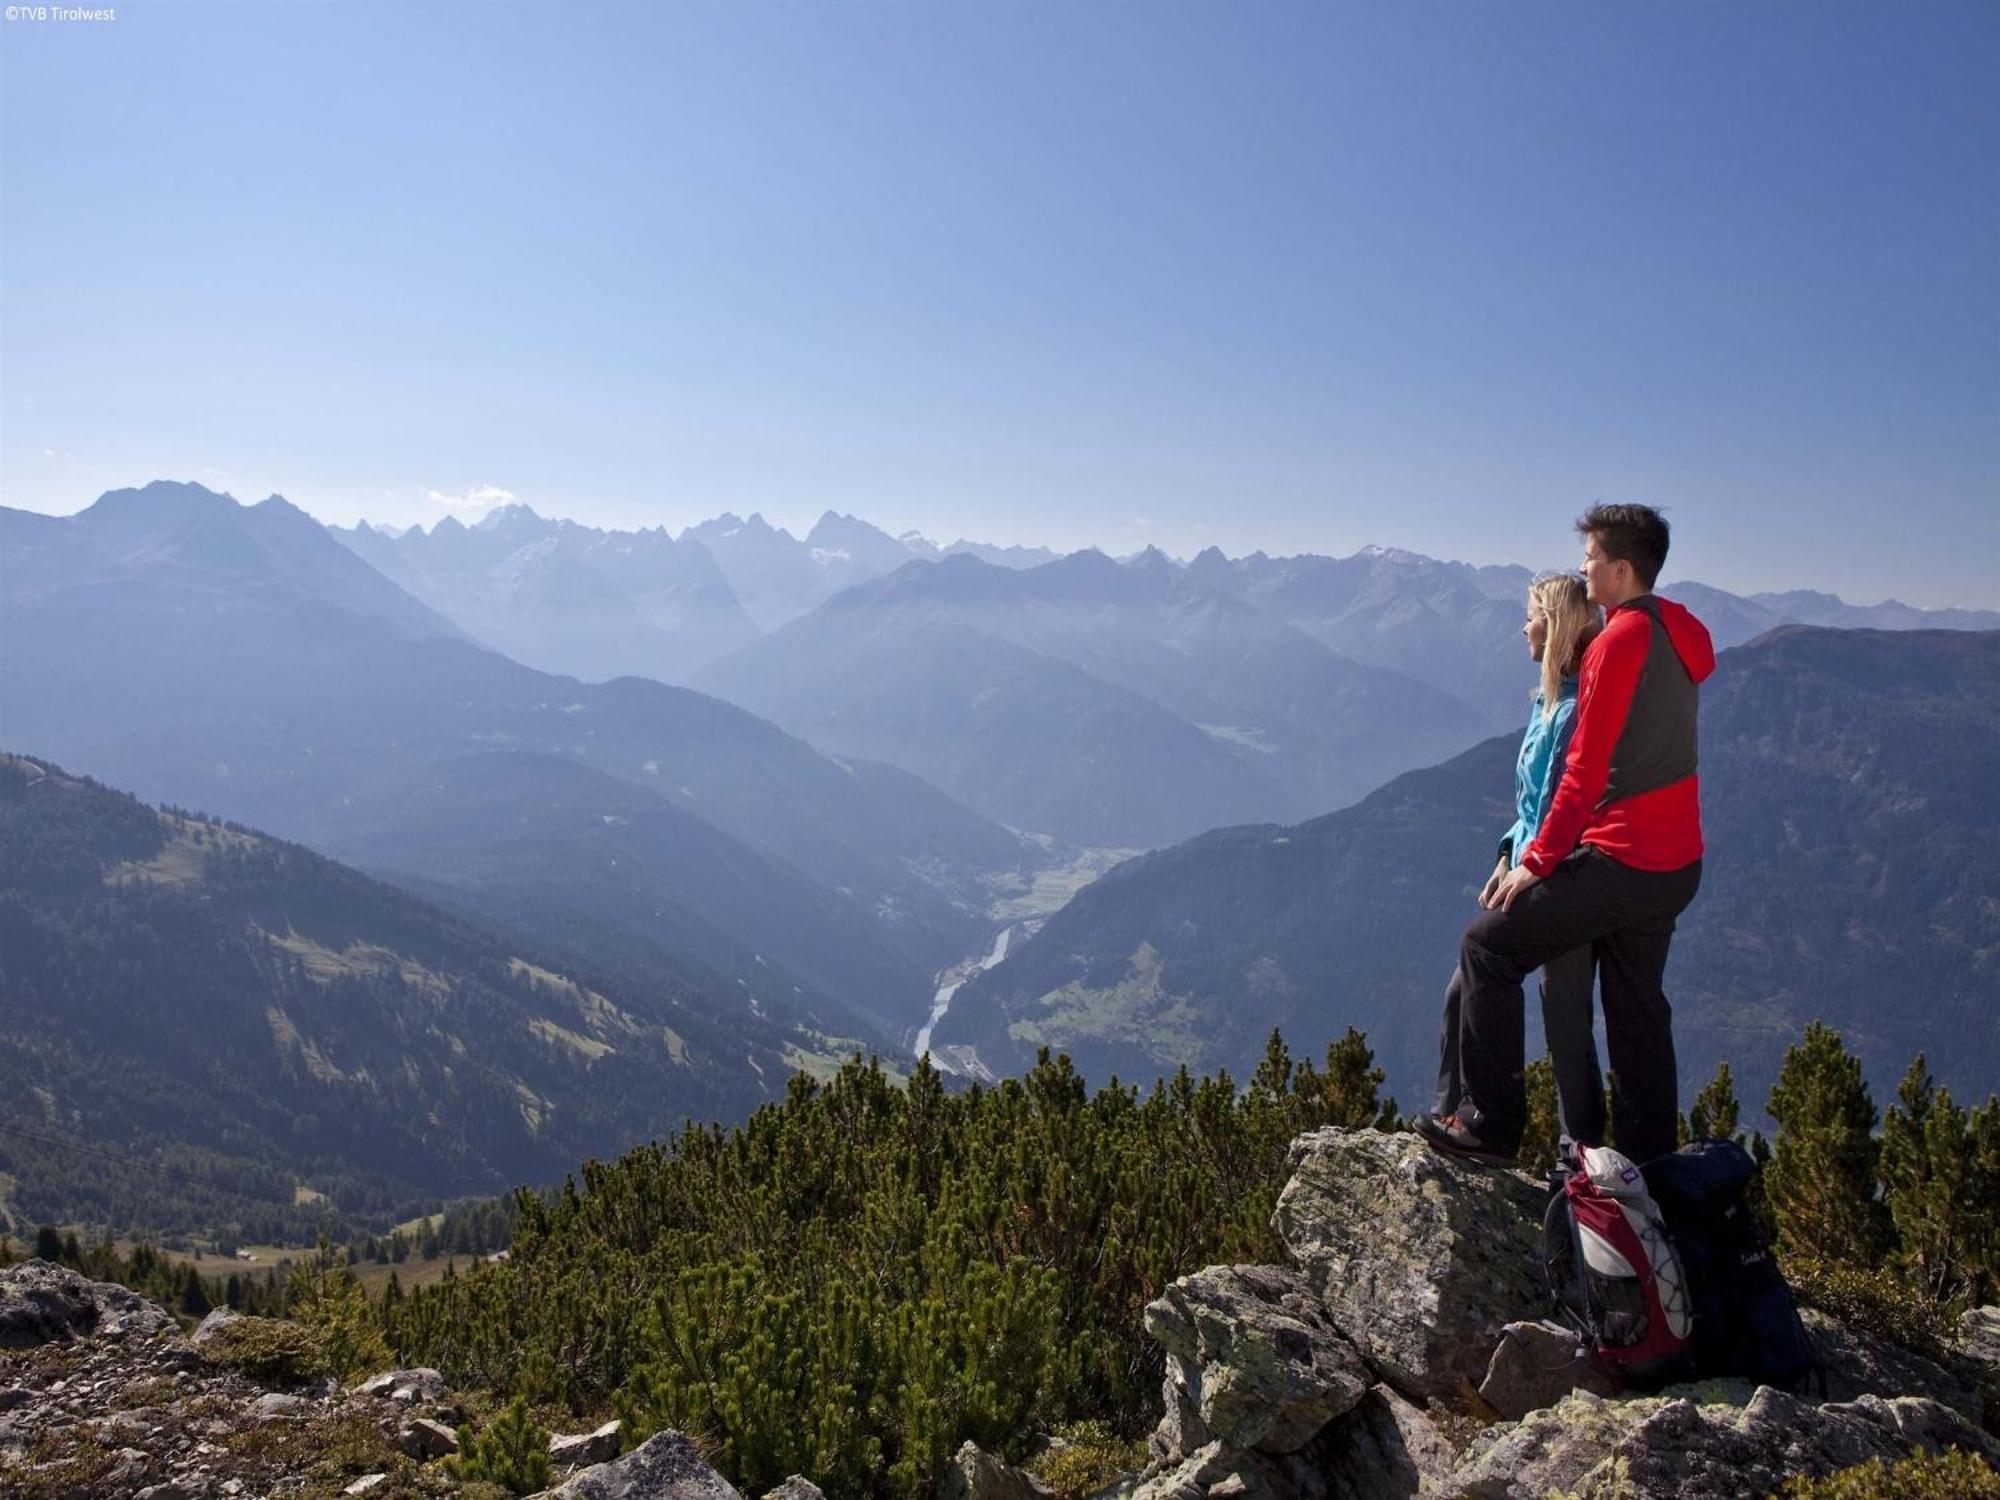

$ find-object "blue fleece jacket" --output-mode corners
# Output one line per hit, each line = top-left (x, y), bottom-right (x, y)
(1499, 678), (1579, 869)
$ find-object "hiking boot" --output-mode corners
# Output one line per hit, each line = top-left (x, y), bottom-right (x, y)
(1415, 1112), (1519, 1168)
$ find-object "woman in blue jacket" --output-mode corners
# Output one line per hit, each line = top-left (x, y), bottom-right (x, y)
(1433, 572), (1605, 1153)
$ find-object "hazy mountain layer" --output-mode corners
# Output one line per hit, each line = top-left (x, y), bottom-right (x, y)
(699, 550), (1487, 846)
(0, 483), (1038, 1019)
(334, 504), (758, 684)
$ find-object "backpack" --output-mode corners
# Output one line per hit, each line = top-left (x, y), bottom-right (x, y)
(1542, 1143), (1696, 1390)
(1642, 1138), (1821, 1392)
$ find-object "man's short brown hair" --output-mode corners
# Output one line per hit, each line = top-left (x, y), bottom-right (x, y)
(1577, 503), (1670, 589)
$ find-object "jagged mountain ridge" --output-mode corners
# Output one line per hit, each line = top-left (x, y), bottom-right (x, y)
(933, 626), (2000, 1116)
(696, 549), (1488, 847)
(0, 482), (1040, 1029)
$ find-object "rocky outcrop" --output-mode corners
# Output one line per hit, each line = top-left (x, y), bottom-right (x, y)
(1445, 1384), (1999, 1499)
(1274, 1130), (1548, 1400)
(1475, 1321), (1618, 1420)
(1961, 1306), (2000, 1374)
(0, 1260), (178, 1348)
(938, 1439), (1055, 1500)
(543, 1428), (744, 1498)
(1133, 1128), (2000, 1500)
(550, 1417), (625, 1468)
(1143, 1264), (1371, 1453)
(357, 1366), (447, 1404)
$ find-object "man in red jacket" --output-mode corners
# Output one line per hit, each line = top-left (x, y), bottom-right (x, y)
(1419, 503), (1715, 1168)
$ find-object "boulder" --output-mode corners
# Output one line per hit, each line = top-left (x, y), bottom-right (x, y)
(250, 1392), (310, 1423)
(1958, 1305), (2000, 1372)
(1445, 1384), (2000, 1499)
(1800, 1308), (1982, 1423)
(546, 1429), (744, 1499)
(1129, 1441), (1260, 1500)
(1144, 1264), (1370, 1454)
(761, 1480), (827, 1500)
(1310, 1385), (1457, 1500)
(357, 1366), (447, 1404)
(938, 1440), (1056, 1500)
(1476, 1321), (1618, 1421)
(1149, 1358), (1213, 1465)
(551, 1418), (625, 1468)
(190, 1307), (244, 1350)
(1273, 1129), (1548, 1399)
(0, 1260), (177, 1347)
(395, 1417), (459, 1460)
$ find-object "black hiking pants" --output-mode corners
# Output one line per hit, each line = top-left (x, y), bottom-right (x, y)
(1433, 943), (1604, 1151)
(1452, 847), (1701, 1166)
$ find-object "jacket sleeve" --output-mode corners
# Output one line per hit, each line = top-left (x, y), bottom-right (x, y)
(1521, 616), (1648, 877)
(1524, 698), (1578, 854)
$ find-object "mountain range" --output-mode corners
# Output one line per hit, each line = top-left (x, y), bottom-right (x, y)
(928, 626), (2000, 1124)
(4, 478), (1995, 1184)
(329, 493), (1997, 849)
(0, 482), (1042, 1046)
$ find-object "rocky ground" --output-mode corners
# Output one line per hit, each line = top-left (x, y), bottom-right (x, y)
(1123, 1128), (2000, 1500)
(2, 1129), (1996, 1499)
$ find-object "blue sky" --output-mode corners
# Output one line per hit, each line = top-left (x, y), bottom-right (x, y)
(3, 2), (1995, 606)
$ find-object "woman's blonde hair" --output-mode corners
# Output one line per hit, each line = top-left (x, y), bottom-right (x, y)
(1530, 572), (1602, 718)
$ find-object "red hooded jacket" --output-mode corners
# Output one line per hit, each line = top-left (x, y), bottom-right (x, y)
(1521, 593), (1716, 877)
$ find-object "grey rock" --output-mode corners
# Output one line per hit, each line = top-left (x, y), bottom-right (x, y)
(190, 1306), (245, 1349)
(551, 1418), (625, 1467)
(547, 1429), (745, 1499)
(252, 1391), (310, 1422)
(0, 1259), (178, 1347)
(137, 1485), (196, 1500)
(760, 1479), (827, 1500)
(1144, 1263), (1370, 1454)
(1313, 1385), (1456, 1500)
(344, 1478), (389, 1496)
(1274, 1129), (1548, 1399)
(938, 1439), (1056, 1500)
(396, 1416), (459, 1459)
(1129, 1441), (1253, 1500)
(0, 1387), (26, 1411)
(1801, 1308), (1981, 1423)
(1958, 1305), (2000, 1370)
(1447, 1383), (2000, 1499)
(1476, 1320), (1618, 1421)
(1149, 1356), (1213, 1465)
(357, 1365), (446, 1403)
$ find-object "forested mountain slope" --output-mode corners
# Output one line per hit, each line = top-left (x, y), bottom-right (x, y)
(935, 628), (2000, 1114)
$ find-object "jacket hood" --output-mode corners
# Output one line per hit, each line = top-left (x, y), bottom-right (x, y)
(1650, 595), (1716, 684)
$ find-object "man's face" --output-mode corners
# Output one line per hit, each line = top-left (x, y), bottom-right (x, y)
(1580, 535), (1631, 607)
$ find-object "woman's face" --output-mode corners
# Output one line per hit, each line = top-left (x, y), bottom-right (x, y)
(1524, 601), (1549, 663)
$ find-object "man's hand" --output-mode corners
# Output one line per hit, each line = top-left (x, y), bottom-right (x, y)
(1487, 865), (1542, 912)
(1477, 857), (1509, 909)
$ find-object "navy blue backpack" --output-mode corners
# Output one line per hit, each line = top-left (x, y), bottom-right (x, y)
(1642, 1138), (1821, 1391)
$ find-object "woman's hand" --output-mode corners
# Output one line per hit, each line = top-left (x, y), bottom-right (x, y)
(1478, 856), (1509, 909)
(1488, 865), (1543, 912)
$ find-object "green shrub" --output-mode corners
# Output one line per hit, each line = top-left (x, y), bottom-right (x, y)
(1027, 1421), (1149, 1500)
(1775, 1447), (2000, 1498)
(1784, 1255), (1958, 1364)
(198, 1315), (329, 1383)
(449, 1395), (553, 1496)
(287, 1249), (391, 1378)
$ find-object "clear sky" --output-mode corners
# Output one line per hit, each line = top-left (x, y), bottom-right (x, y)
(3, 2), (1995, 606)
